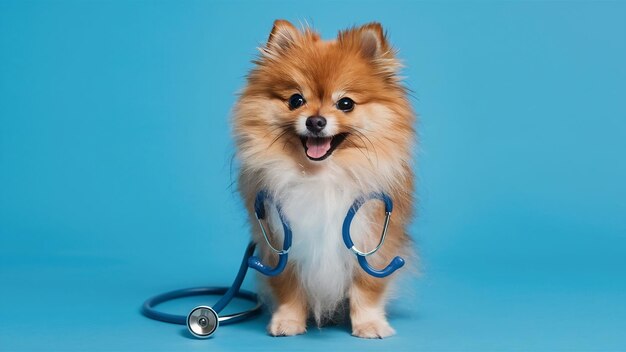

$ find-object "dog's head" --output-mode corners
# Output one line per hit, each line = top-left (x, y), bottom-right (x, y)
(234, 20), (414, 176)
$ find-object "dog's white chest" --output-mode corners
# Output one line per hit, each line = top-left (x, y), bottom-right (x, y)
(267, 175), (359, 317)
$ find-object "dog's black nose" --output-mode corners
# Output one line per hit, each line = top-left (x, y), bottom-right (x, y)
(306, 116), (327, 133)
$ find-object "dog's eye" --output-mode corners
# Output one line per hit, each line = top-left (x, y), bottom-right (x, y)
(288, 94), (306, 110)
(336, 97), (355, 112)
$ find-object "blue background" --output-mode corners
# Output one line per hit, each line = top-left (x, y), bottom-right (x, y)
(1, 1), (625, 351)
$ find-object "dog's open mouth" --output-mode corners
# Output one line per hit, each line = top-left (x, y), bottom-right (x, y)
(300, 133), (348, 161)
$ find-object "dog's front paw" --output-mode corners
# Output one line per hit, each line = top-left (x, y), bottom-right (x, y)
(352, 319), (396, 339)
(267, 317), (307, 337)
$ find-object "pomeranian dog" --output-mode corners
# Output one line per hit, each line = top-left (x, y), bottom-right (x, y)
(233, 20), (415, 338)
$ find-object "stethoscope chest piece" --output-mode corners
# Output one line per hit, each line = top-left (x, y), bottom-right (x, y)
(187, 306), (219, 338)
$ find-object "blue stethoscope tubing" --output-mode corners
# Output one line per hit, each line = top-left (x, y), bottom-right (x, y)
(141, 191), (404, 338)
(141, 241), (262, 326)
(247, 190), (292, 276)
(341, 193), (405, 278)
(141, 191), (291, 336)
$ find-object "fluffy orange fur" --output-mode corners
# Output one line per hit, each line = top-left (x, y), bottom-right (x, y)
(232, 20), (416, 338)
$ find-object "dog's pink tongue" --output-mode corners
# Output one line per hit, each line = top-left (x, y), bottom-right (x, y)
(306, 137), (332, 159)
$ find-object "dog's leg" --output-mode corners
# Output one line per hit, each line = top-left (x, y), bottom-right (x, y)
(349, 273), (395, 339)
(267, 266), (308, 336)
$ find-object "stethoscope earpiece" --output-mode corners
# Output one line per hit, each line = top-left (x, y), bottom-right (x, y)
(342, 193), (405, 278)
(187, 306), (219, 338)
(248, 190), (292, 276)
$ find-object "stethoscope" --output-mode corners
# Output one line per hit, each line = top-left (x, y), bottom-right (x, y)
(142, 190), (405, 338)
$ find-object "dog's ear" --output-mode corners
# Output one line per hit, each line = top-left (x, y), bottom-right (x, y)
(358, 22), (388, 59)
(267, 20), (300, 51)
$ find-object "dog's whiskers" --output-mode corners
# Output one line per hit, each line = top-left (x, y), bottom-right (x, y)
(267, 123), (293, 150)
(346, 127), (379, 166)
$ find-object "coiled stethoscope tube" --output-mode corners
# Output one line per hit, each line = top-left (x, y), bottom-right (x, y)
(141, 242), (264, 338)
(142, 190), (404, 338)
(141, 191), (291, 338)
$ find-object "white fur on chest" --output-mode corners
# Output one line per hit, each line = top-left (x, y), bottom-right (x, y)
(265, 166), (370, 319)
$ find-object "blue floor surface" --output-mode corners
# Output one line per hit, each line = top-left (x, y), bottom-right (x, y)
(1, 245), (625, 351)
